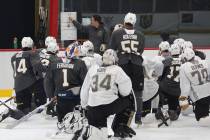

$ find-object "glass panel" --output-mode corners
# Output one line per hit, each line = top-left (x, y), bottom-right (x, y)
(100, 0), (119, 13)
(156, 0), (179, 13)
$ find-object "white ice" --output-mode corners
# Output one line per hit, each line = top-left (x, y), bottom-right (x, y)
(1, 98), (210, 140)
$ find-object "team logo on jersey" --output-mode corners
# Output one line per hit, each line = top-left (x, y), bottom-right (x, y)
(139, 15), (153, 29)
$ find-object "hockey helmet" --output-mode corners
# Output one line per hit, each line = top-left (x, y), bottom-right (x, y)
(159, 41), (170, 52)
(45, 36), (57, 47)
(66, 42), (80, 59)
(124, 12), (136, 26)
(183, 48), (195, 61)
(170, 43), (181, 56)
(21, 37), (33, 48)
(47, 42), (59, 54)
(80, 40), (94, 56)
(102, 49), (118, 65)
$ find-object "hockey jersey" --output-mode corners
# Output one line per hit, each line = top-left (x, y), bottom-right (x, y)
(33, 48), (60, 78)
(81, 53), (102, 70)
(159, 56), (182, 96)
(44, 58), (87, 99)
(80, 65), (132, 108)
(180, 59), (210, 102)
(109, 28), (145, 65)
(142, 55), (164, 101)
(11, 51), (37, 92)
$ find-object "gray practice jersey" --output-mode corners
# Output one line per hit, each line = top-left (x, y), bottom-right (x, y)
(11, 51), (37, 92)
(33, 49), (60, 78)
(159, 56), (182, 96)
(44, 58), (87, 99)
(109, 28), (145, 65)
(180, 59), (210, 102)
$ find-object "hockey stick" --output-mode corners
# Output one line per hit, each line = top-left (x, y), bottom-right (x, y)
(157, 108), (170, 128)
(158, 116), (170, 128)
(5, 99), (55, 129)
(0, 97), (14, 107)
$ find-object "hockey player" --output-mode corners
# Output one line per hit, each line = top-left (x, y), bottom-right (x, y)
(180, 48), (210, 126)
(109, 12), (145, 124)
(141, 55), (164, 118)
(158, 43), (182, 121)
(11, 37), (37, 114)
(44, 42), (87, 122)
(80, 49), (136, 139)
(181, 41), (206, 60)
(39, 42), (60, 116)
(157, 41), (171, 59)
(80, 40), (102, 69)
(31, 37), (58, 111)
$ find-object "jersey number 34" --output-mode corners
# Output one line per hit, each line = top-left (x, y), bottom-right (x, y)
(91, 74), (111, 92)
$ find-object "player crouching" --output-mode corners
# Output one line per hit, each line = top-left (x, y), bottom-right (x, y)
(180, 48), (210, 127)
(79, 49), (136, 139)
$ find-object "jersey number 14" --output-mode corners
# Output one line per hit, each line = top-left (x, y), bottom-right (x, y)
(13, 59), (27, 77)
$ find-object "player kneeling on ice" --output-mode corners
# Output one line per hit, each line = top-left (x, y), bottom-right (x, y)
(180, 48), (210, 127)
(79, 49), (136, 139)
(44, 42), (87, 123)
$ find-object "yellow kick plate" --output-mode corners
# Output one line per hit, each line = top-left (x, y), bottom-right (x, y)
(0, 89), (13, 97)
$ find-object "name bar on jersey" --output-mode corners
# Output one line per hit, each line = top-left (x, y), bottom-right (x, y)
(57, 63), (74, 69)
(191, 63), (204, 71)
(123, 34), (137, 40)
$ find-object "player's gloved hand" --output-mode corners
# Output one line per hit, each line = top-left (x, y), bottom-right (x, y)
(179, 96), (189, 111)
(46, 97), (57, 117)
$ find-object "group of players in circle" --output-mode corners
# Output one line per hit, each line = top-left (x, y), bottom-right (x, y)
(1, 12), (210, 140)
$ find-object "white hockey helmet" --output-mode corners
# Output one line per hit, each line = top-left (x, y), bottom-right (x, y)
(113, 24), (123, 31)
(102, 49), (118, 65)
(80, 40), (94, 56)
(47, 42), (59, 54)
(159, 41), (170, 52)
(21, 37), (33, 48)
(173, 38), (185, 44)
(182, 41), (193, 50)
(170, 43), (181, 56)
(183, 48), (195, 61)
(173, 38), (185, 49)
(124, 12), (136, 26)
(45, 36), (57, 47)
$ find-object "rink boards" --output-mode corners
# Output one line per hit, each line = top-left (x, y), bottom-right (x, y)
(0, 48), (210, 97)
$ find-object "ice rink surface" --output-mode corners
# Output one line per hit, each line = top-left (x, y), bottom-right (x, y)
(1, 98), (210, 140)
